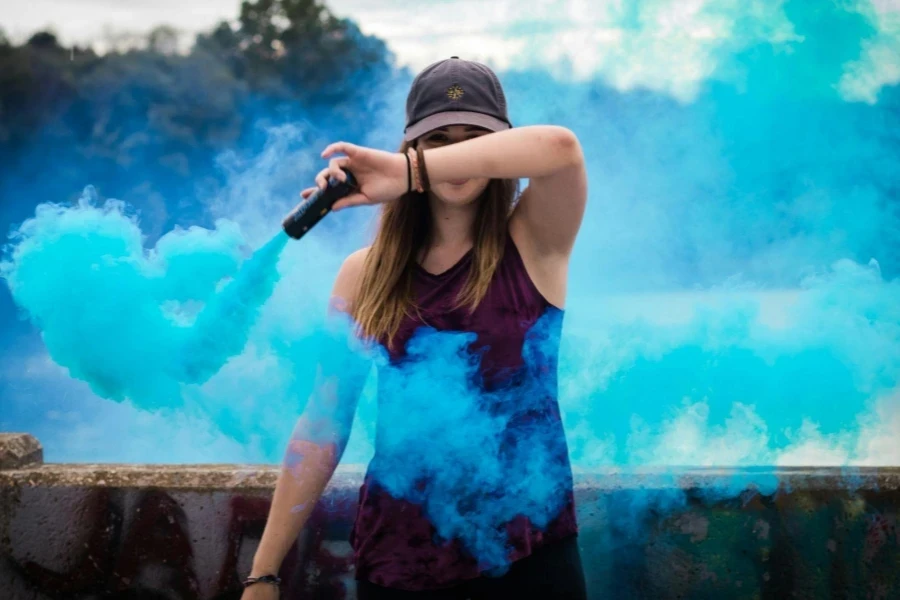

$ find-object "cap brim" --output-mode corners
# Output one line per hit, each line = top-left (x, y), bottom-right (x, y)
(404, 111), (511, 141)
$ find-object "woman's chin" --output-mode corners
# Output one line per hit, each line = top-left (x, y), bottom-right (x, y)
(432, 182), (486, 206)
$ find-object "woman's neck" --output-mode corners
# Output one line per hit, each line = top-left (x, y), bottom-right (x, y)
(426, 197), (477, 250)
(417, 197), (478, 270)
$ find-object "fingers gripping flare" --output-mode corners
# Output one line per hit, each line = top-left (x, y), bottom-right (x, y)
(290, 138), (408, 233)
(320, 143), (367, 210)
(315, 156), (350, 189)
(318, 139), (410, 209)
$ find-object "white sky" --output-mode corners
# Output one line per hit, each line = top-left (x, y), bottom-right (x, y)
(0, 0), (895, 102)
(0, 0), (502, 69)
(0, 0), (786, 101)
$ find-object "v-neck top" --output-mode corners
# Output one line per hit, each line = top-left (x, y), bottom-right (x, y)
(349, 232), (578, 591)
(415, 246), (474, 279)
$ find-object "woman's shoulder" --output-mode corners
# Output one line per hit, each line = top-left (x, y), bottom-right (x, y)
(342, 246), (370, 272)
(331, 246), (371, 309)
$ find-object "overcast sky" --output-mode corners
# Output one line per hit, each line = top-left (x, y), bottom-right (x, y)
(1, 0), (897, 103)
(0, 0), (523, 72)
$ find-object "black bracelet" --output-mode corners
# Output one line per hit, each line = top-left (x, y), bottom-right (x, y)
(404, 150), (412, 193)
(243, 574), (282, 589)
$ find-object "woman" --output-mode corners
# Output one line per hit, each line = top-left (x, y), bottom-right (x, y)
(242, 56), (588, 599)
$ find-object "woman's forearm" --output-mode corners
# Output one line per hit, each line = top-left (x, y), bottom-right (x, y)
(421, 125), (582, 184)
(250, 420), (345, 575)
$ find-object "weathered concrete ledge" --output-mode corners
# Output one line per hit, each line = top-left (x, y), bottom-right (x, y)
(0, 433), (43, 470)
(3, 462), (898, 491)
(1, 435), (899, 599)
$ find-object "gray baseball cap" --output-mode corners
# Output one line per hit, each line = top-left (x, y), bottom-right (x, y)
(404, 56), (512, 142)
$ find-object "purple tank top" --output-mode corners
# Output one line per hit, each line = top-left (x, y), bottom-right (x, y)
(349, 233), (578, 591)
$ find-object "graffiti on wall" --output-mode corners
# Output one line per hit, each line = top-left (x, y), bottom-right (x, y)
(2, 486), (358, 599)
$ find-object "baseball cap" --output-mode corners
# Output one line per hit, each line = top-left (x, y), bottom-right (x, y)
(404, 56), (512, 142)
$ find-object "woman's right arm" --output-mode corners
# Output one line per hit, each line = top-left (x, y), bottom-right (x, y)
(242, 248), (370, 597)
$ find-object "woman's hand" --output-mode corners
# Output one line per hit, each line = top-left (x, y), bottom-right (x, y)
(313, 142), (409, 211)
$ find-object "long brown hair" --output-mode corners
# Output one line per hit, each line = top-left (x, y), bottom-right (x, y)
(351, 139), (519, 348)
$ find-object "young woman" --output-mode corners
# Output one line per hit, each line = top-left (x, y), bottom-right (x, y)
(242, 57), (588, 599)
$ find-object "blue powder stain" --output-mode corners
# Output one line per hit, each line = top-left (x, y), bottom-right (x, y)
(362, 314), (573, 571)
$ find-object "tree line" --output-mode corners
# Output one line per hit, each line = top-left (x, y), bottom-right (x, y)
(0, 0), (402, 238)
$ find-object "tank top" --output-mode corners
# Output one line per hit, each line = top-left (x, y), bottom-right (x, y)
(349, 232), (578, 591)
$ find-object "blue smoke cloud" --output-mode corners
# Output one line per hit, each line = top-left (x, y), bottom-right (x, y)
(361, 312), (573, 569)
(1, 0), (900, 570)
(1, 184), (287, 407)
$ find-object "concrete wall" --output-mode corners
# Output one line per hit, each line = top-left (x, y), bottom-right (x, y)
(2, 433), (899, 599)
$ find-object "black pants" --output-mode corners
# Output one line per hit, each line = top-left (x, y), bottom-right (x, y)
(356, 535), (588, 599)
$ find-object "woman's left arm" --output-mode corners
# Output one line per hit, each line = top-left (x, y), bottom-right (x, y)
(320, 125), (587, 255)
(423, 125), (588, 256)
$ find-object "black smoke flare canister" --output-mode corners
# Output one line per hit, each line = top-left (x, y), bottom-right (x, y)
(282, 168), (358, 239)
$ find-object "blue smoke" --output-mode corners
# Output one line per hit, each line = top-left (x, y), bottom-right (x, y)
(1, 0), (900, 572)
(362, 312), (573, 569)
(1, 185), (287, 407)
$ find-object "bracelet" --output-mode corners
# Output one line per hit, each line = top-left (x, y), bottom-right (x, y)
(415, 145), (431, 192)
(409, 149), (423, 193)
(404, 150), (412, 193)
(243, 574), (282, 589)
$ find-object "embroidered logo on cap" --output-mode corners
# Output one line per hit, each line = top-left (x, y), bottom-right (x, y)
(447, 84), (464, 100)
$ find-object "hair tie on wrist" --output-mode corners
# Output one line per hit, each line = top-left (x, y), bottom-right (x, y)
(415, 146), (431, 192)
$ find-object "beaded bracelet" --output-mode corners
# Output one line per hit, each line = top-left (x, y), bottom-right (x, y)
(415, 145), (431, 192)
(408, 149), (423, 193)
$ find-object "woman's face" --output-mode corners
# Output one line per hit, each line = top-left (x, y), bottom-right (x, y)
(417, 125), (491, 206)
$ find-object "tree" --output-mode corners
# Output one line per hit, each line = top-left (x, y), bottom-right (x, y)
(0, 31), (79, 153)
(27, 31), (62, 51)
(231, 0), (392, 104)
(147, 25), (181, 55)
(0, 2), (397, 242)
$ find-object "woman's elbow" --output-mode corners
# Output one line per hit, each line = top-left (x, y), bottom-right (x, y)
(548, 126), (583, 165)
